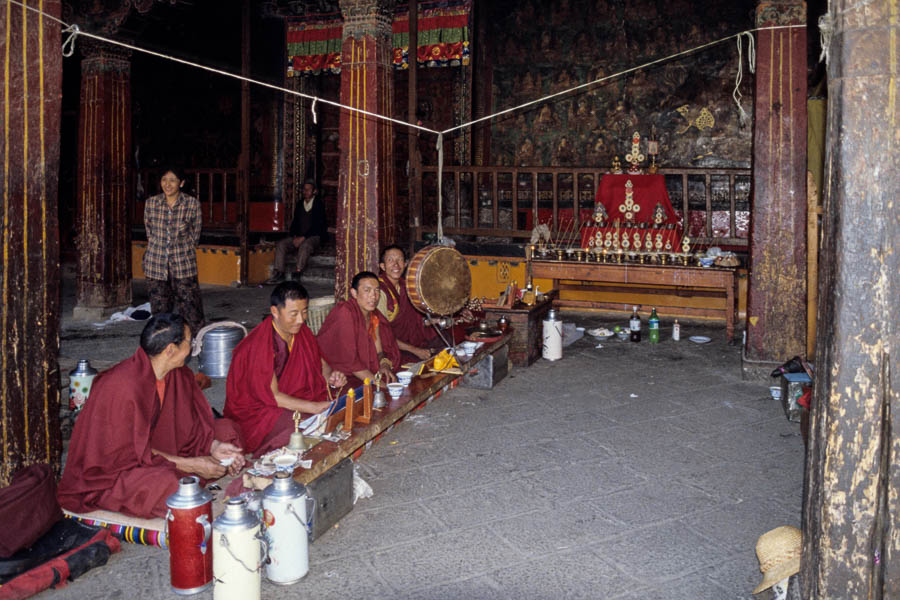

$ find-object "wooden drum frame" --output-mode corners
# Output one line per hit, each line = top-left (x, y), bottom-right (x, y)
(405, 245), (471, 316)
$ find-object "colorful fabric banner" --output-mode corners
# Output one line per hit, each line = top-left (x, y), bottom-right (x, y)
(286, 0), (471, 76)
(392, 1), (471, 69)
(286, 14), (343, 76)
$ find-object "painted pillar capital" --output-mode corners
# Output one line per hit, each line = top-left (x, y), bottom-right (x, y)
(339, 0), (394, 40)
(756, 0), (806, 27)
(79, 39), (132, 74)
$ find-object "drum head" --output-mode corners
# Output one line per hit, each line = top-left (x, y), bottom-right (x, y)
(406, 246), (471, 316)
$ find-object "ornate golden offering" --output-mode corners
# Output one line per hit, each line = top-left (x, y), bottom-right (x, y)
(625, 131), (645, 174)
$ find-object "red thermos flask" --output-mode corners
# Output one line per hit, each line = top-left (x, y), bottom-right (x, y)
(165, 476), (214, 595)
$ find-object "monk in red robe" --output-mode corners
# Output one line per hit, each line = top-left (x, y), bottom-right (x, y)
(224, 281), (347, 456)
(58, 314), (246, 519)
(377, 245), (443, 362)
(317, 271), (401, 387)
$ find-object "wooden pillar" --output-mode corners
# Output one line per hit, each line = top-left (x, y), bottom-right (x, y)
(407, 0), (420, 248)
(239, 0), (250, 285)
(744, 0), (807, 370)
(0, 0), (63, 483)
(801, 2), (900, 597)
(73, 40), (132, 319)
(335, 0), (396, 300)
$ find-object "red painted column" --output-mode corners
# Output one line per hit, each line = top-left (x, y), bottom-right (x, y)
(335, 0), (396, 300)
(0, 0), (63, 483)
(745, 0), (807, 370)
(73, 41), (132, 318)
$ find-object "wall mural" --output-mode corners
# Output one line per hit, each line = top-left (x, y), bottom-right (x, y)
(485, 0), (756, 169)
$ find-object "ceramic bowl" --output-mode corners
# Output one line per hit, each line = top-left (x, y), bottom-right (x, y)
(396, 370), (414, 386)
(387, 382), (404, 399)
(616, 330), (630, 341)
(461, 341), (479, 356)
(699, 256), (715, 267)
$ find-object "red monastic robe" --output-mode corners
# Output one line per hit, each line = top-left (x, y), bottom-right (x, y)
(316, 299), (402, 382)
(378, 272), (438, 349)
(58, 349), (241, 519)
(224, 316), (328, 455)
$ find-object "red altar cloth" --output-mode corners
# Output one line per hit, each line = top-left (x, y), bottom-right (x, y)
(580, 225), (682, 252)
(595, 174), (678, 225)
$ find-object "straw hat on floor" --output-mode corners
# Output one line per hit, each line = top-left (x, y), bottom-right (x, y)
(753, 525), (802, 594)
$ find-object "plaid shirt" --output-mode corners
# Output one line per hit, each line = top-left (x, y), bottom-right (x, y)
(142, 192), (202, 280)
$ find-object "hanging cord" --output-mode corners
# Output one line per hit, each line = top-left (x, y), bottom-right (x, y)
(7, 0), (804, 147)
(61, 24), (79, 57)
(435, 133), (444, 243)
(818, 13), (833, 64)
(733, 31), (756, 127)
(311, 97), (318, 125)
(4, 0), (439, 137)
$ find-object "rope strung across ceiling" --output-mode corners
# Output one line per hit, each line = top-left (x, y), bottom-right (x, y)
(6, 0), (804, 242)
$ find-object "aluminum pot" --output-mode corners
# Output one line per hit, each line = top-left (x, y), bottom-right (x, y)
(198, 325), (246, 378)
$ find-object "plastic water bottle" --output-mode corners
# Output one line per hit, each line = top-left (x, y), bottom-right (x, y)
(648, 308), (660, 344)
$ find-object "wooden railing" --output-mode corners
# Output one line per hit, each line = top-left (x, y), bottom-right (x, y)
(417, 166), (751, 248)
(134, 168), (242, 231)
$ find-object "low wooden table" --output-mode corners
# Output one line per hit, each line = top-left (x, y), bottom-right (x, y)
(531, 260), (737, 341)
(292, 333), (511, 485)
(483, 291), (557, 367)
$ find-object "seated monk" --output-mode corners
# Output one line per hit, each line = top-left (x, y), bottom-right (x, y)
(58, 314), (246, 519)
(224, 281), (347, 457)
(317, 270), (401, 387)
(377, 244), (443, 362)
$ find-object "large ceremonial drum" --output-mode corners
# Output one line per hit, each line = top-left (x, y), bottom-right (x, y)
(165, 476), (213, 595)
(405, 245), (471, 316)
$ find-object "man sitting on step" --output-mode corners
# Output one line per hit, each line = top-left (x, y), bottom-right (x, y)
(266, 180), (326, 285)
(58, 313), (245, 519)
(224, 281), (347, 456)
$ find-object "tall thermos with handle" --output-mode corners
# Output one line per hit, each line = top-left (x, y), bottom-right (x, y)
(262, 471), (316, 584)
(165, 476), (214, 595)
(212, 497), (267, 600)
(68, 359), (98, 411)
(542, 308), (563, 361)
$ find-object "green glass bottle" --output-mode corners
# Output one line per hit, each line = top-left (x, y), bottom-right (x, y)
(648, 307), (660, 343)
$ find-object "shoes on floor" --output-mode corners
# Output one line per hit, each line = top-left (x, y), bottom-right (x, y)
(265, 271), (285, 285)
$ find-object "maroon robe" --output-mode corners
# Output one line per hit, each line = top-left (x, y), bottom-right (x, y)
(224, 316), (328, 456)
(58, 349), (241, 519)
(317, 299), (402, 382)
(378, 272), (439, 349)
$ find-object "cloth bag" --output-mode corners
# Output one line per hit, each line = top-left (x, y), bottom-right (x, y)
(0, 465), (62, 558)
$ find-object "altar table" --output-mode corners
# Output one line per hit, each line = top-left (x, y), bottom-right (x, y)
(531, 261), (736, 341)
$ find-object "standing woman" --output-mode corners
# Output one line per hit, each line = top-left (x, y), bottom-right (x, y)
(143, 168), (205, 336)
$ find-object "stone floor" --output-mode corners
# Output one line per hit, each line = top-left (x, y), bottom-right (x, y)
(42, 276), (803, 599)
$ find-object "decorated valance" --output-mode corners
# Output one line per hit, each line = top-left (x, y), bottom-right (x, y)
(286, 0), (470, 76)
(286, 14), (343, 76)
(392, 0), (470, 69)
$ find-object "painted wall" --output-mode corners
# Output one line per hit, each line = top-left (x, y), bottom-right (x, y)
(483, 0), (756, 169)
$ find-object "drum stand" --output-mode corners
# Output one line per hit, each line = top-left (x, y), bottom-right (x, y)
(426, 313), (461, 363)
